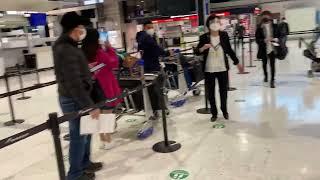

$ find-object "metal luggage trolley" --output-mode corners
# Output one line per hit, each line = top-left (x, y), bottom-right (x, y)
(117, 51), (170, 139)
(160, 49), (204, 108)
(162, 50), (203, 96)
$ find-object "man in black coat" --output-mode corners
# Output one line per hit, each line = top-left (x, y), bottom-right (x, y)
(53, 12), (102, 180)
(136, 21), (171, 118)
(279, 17), (290, 45)
(255, 11), (280, 88)
(136, 21), (168, 72)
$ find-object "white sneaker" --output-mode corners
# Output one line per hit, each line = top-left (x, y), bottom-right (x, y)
(100, 141), (116, 150)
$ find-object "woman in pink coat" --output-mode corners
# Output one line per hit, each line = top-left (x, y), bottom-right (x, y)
(82, 28), (122, 150)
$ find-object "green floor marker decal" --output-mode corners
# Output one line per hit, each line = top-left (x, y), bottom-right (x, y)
(126, 119), (137, 123)
(170, 170), (189, 180)
(213, 124), (225, 129)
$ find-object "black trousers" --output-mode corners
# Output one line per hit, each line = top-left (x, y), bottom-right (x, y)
(262, 51), (276, 81)
(147, 73), (166, 111)
(205, 71), (228, 116)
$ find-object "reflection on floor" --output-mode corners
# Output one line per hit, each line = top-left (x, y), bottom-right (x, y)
(1, 40), (320, 179)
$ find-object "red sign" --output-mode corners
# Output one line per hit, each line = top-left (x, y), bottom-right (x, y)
(214, 12), (230, 17)
(152, 15), (198, 24)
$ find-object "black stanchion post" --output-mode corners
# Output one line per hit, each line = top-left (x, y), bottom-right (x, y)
(298, 37), (302, 48)
(247, 36), (256, 68)
(196, 83), (211, 114)
(35, 70), (41, 86)
(234, 35), (237, 55)
(152, 73), (181, 153)
(48, 113), (66, 180)
(17, 66), (31, 100)
(4, 73), (25, 126)
(228, 71), (237, 91)
(238, 37), (249, 74)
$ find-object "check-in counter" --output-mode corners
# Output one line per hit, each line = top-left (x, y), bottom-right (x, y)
(1, 36), (56, 69)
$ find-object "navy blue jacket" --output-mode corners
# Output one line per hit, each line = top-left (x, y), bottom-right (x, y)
(136, 31), (167, 72)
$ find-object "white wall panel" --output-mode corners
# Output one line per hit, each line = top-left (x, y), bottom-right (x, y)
(285, 7), (317, 32)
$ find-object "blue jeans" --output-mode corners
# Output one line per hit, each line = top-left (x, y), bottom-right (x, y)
(59, 96), (91, 180)
(183, 67), (192, 89)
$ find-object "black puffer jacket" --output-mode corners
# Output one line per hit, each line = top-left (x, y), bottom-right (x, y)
(53, 34), (94, 109)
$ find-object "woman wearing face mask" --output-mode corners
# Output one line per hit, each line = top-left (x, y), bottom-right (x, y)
(255, 11), (280, 88)
(195, 15), (244, 122)
(82, 28), (123, 150)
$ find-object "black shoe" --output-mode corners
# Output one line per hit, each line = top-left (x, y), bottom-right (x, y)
(223, 113), (229, 120)
(211, 116), (218, 122)
(75, 173), (95, 180)
(84, 172), (95, 179)
(270, 81), (275, 88)
(264, 77), (268, 83)
(85, 162), (103, 173)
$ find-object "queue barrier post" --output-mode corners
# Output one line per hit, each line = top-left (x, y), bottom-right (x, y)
(238, 38), (250, 74)
(247, 36), (256, 68)
(196, 83), (211, 114)
(3, 73), (25, 126)
(35, 69), (41, 86)
(17, 65), (31, 100)
(234, 35), (237, 55)
(48, 112), (66, 180)
(153, 73), (181, 153)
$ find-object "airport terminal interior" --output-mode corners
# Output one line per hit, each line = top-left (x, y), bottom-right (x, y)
(1, 0), (320, 180)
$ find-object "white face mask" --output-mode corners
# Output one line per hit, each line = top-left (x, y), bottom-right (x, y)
(146, 29), (155, 36)
(210, 23), (221, 32)
(79, 28), (87, 41)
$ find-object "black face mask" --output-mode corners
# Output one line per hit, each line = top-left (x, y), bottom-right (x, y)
(262, 18), (270, 23)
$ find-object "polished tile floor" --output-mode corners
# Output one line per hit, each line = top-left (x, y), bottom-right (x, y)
(1, 40), (320, 180)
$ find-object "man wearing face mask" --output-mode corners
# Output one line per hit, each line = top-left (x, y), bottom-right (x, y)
(136, 20), (170, 118)
(53, 12), (102, 180)
(136, 20), (168, 72)
(256, 11), (280, 88)
(195, 15), (244, 122)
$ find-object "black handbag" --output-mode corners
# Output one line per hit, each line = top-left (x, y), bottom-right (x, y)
(275, 38), (288, 60)
(91, 80), (106, 103)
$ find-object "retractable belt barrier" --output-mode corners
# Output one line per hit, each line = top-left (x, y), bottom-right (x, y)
(0, 67), (54, 80)
(0, 58), (189, 179)
(0, 80), (57, 99)
(1, 29), (318, 178)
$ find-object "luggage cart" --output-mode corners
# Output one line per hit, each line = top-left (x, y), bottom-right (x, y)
(162, 51), (203, 96)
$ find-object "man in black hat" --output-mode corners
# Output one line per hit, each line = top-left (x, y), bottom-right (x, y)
(53, 12), (102, 180)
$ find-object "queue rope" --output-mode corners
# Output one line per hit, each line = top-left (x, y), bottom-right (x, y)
(5, 27), (316, 100)
(2, 27), (319, 148)
(1, 28), (319, 177)
(0, 63), (188, 149)
(0, 66), (186, 180)
(0, 67), (54, 80)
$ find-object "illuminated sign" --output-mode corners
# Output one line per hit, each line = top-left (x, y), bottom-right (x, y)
(214, 12), (231, 16)
(152, 15), (198, 24)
